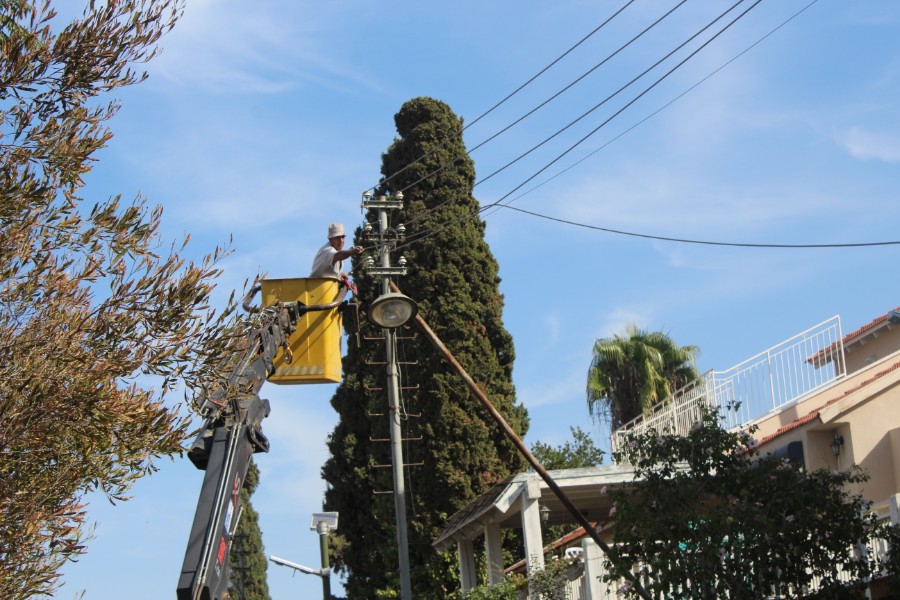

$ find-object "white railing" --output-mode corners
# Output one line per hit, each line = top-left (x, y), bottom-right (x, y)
(613, 316), (845, 450)
(564, 497), (896, 599)
(806, 497), (895, 591)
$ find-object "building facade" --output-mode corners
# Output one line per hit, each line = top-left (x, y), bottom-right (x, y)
(436, 307), (900, 598)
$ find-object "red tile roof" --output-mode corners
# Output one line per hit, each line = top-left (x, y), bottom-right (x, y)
(758, 357), (900, 446)
(807, 306), (900, 365)
(841, 306), (900, 346)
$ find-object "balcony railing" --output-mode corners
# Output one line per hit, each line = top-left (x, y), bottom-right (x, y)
(613, 316), (846, 451)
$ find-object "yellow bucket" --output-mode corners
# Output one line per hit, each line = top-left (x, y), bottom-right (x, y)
(259, 278), (342, 385)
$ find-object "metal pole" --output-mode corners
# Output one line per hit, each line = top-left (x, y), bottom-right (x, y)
(378, 205), (413, 600)
(316, 522), (332, 600)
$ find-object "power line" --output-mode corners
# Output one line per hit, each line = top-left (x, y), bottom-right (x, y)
(471, 0), (692, 174)
(394, 1), (875, 256)
(466, 0), (675, 155)
(490, 0), (821, 213)
(395, 0), (763, 252)
(372, 0), (638, 196)
(464, 0), (639, 132)
(479, 0), (762, 203)
(500, 205), (900, 249)
(396, 0), (690, 228)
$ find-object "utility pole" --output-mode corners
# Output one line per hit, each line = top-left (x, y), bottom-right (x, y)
(362, 191), (414, 600)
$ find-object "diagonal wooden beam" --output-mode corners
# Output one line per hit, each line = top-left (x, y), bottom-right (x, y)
(390, 281), (651, 599)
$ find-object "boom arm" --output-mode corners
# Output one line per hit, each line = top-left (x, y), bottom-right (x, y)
(177, 284), (349, 600)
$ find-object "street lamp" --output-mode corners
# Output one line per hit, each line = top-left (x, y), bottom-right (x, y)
(269, 555), (327, 578)
(267, 512), (339, 600)
(368, 292), (417, 329)
(311, 512), (338, 600)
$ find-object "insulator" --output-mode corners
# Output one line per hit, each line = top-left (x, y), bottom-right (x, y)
(395, 191), (404, 201)
(363, 190), (373, 200)
(363, 222), (373, 234)
(397, 223), (406, 235)
(398, 255), (407, 267)
(364, 256), (375, 268)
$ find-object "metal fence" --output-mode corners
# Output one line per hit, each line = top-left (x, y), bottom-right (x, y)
(564, 495), (898, 599)
(613, 316), (845, 450)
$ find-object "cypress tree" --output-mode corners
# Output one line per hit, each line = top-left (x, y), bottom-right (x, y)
(228, 459), (270, 600)
(322, 97), (528, 598)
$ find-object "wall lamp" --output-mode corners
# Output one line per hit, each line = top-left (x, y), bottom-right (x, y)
(539, 504), (551, 526)
(830, 435), (844, 458)
(368, 292), (418, 329)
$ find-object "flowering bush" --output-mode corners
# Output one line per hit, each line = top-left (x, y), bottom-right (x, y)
(455, 556), (574, 600)
(604, 403), (879, 599)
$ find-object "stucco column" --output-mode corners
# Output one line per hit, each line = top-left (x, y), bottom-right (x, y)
(520, 478), (545, 578)
(457, 538), (477, 591)
(581, 537), (605, 600)
(485, 521), (504, 584)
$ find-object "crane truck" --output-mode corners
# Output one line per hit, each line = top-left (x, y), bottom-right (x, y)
(176, 278), (356, 600)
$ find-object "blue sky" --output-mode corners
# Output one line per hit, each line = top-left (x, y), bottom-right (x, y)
(58, 1), (900, 598)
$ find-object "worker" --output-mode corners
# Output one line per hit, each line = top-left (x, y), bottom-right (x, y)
(309, 223), (364, 281)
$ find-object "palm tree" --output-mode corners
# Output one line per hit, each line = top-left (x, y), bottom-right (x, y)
(587, 325), (700, 431)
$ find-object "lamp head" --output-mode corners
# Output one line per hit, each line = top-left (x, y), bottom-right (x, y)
(368, 293), (418, 328)
(830, 435), (844, 457)
(310, 511), (339, 533)
(539, 504), (550, 525)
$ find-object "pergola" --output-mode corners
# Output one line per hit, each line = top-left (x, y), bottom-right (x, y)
(433, 465), (638, 594)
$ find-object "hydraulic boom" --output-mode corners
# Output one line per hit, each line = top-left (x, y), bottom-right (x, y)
(176, 283), (350, 600)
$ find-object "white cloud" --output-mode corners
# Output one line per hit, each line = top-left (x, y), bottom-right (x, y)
(116, 112), (353, 234)
(519, 370), (583, 410)
(648, 237), (818, 302)
(517, 304), (651, 412)
(836, 127), (900, 163)
(177, 173), (313, 229)
(149, 1), (386, 95)
(543, 313), (561, 345)
(595, 306), (644, 337)
(253, 388), (339, 511)
(552, 164), (842, 241)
